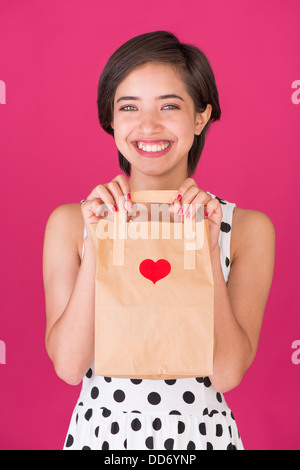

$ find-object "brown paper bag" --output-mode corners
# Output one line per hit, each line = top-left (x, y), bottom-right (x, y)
(90, 190), (214, 379)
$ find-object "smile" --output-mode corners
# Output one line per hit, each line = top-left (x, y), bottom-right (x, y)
(133, 140), (173, 157)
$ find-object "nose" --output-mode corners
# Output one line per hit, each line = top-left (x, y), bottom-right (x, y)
(138, 110), (163, 135)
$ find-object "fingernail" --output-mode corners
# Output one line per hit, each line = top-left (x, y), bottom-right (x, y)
(112, 205), (118, 212)
(126, 192), (131, 200)
(178, 207), (183, 215)
(177, 194), (182, 201)
(186, 211), (191, 219)
(205, 211), (209, 217)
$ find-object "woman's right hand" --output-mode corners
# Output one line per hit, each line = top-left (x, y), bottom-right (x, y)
(80, 174), (134, 235)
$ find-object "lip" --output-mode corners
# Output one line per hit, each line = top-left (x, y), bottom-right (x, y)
(132, 140), (173, 158)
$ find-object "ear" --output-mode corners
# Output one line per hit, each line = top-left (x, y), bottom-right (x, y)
(194, 104), (212, 135)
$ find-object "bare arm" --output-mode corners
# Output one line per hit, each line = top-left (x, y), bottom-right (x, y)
(209, 208), (275, 393)
(43, 175), (133, 385)
(43, 204), (96, 385)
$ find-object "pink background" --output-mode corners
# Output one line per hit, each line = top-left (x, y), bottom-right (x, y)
(0, 0), (300, 450)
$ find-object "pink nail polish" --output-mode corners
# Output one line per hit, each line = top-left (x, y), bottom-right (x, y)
(178, 207), (183, 215)
(205, 211), (209, 217)
(177, 194), (182, 201)
(126, 193), (131, 200)
(113, 205), (117, 212)
(186, 211), (191, 219)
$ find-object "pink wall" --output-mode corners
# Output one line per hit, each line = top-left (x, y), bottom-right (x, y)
(0, 0), (299, 450)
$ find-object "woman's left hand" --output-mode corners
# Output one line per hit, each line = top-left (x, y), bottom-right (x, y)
(169, 178), (222, 253)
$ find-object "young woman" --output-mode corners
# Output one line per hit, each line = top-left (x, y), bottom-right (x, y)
(43, 31), (275, 450)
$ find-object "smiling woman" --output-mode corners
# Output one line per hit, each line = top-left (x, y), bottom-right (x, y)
(98, 31), (221, 177)
(43, 30), (275, 451)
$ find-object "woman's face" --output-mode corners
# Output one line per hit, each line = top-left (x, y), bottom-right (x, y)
(112, 62), (207, 178)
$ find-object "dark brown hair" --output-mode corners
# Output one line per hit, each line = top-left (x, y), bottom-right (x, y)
(97, 31), (221, 176)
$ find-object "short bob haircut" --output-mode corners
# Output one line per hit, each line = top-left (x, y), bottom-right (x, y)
(97, 31), (221, 177)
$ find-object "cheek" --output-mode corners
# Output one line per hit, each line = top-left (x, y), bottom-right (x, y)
(174, 121), (195, 148)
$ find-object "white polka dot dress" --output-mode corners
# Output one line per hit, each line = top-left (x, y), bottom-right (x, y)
(63, 194), (244, 450)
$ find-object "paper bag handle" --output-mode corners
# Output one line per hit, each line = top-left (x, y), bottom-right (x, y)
(130, 190), (179, 204)
(97, 190), (205, 270)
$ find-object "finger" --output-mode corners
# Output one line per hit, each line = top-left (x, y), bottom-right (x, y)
(109, 175), (133, 212)
(85, 184), (117, 214)
(205, 198), (223, 222)
(81, 199), (110, 223)
(176, 178), (199, 201)
(179, 186), (202, 215)
(111, 174), (132, 209)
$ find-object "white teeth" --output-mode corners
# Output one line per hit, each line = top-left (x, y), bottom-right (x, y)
(137, 142), (171, 152)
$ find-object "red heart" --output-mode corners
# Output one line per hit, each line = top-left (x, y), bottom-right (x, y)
(139, 259), (171, 284)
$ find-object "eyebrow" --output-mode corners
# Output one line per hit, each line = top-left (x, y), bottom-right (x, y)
(116, 94), (184, 103)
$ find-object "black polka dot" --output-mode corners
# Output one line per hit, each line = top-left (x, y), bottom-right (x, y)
(225, 257), (230, 267)
(227, 443), (237, 450)
(164, 438), (174, 450)
(145, 436), (154, 449)
(195, 377), (204, 383)
(104, 376), (111, 382)
(221, 221), (231, 233)
(199, 422), (206, 435)
(152, 418), (162, 431)
(111, 422), (120, 434)
(65, 434), (74, 448)
(165, 379), (176, 385)
(169, 410), (181, 415)
(91, 387), (99, 399)
(216, 424), (223, 437)
(124, 439), (127, 449)
(131, 418), (142, 431)
(204, 377), (212, 387)
(113, 389), (126, 403)
(216, 392), (222, 403)
(100, 407), (111, 418)
(75, 413), (79, 425)
(82, 446), (91, 450)
(85, 368), (92, 378)
(209, 410), (218, 417)
(183, 391), (195, 404)
(95, 426), (99, 438)
(102, 441), (109, 450)
(130, 379), (143, 384)
(84, 409), (93, 421)
(187, 441), (196, 450)
(178, 421), (185, 434)
(148, 392), (161, 405)
(207, 442), (214, 450)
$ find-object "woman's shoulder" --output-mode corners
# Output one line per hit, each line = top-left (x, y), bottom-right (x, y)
(231, 206), (275, 264)
(44, 203), (84, 260)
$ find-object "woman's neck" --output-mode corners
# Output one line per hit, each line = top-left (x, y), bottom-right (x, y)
(128, 166), (189, 192)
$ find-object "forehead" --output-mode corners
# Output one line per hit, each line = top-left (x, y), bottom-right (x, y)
(114, 62), (188, 100)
